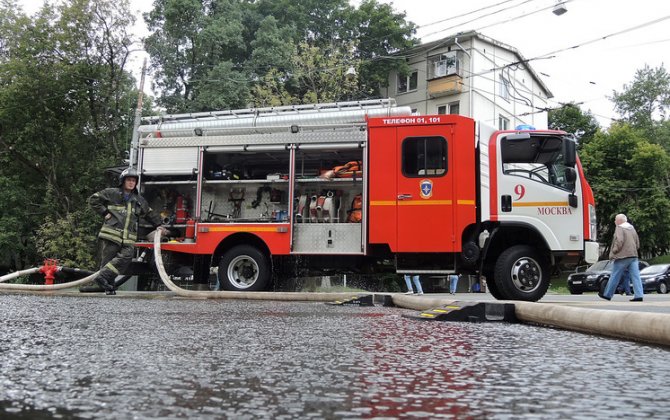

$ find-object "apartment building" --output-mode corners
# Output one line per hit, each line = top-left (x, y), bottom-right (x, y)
(381, 31), (552, 129)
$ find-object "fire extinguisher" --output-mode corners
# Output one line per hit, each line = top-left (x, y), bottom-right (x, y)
(184, 219), (195, 243)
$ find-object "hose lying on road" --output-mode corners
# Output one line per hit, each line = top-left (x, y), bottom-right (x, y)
(152, 232), (356, 302)
(0, 267), (40, 283)
(0, 268), (100, 291)
(1, 234), (360, 302)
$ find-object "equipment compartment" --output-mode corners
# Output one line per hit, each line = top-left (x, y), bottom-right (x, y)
(291, 144), (365, 253)
(292, 224), (363, 254)
(200, 148), (291, 223)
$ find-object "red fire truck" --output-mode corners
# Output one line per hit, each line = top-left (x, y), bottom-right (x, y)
(132, 99), (598, 301)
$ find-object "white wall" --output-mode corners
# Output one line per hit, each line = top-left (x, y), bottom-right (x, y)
(387, 35), (550, 129)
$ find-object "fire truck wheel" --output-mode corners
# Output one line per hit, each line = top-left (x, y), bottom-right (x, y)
(218, 245), (270, 291)
(483, 271), (505, 300)
(494, 245), (549, 301)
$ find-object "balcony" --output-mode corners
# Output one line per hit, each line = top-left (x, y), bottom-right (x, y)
(427, 74), (463, 98)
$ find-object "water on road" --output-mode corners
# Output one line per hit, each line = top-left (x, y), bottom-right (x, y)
(1, 293), (668, 419)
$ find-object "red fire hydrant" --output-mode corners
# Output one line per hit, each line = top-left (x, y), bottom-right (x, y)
(39, 259), (59, 285)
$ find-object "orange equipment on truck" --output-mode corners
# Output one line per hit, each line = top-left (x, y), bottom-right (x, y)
(130, 99), (598, 301)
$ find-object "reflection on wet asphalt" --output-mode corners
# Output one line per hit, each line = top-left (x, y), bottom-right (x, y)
(1, 294), (669, 419)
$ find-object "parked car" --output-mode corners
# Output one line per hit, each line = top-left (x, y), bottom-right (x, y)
(567, 259), (649, 294)
(639, 264), (670, 294)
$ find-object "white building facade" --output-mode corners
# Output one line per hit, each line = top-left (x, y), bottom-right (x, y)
(381, 31), (552, 130)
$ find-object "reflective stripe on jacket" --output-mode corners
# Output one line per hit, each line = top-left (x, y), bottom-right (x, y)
(88, 187), (161, 245)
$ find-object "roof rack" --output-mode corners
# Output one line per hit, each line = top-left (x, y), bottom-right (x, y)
(141, 99), (398, 125)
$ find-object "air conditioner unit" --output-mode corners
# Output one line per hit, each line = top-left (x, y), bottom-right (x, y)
(553, 2), (567, 16)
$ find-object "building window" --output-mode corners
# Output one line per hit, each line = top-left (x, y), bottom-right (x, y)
(397, 71), (418, 94)
(402, 136), (447, 177)
(499, 73), (510, 101)
(437, 102), (460, 115)
(448, 101), (460, 115)
(428, 52), (460, 79)
(499, 115), (510, 130)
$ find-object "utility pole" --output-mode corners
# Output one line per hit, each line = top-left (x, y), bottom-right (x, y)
(129, 58), (147, 168)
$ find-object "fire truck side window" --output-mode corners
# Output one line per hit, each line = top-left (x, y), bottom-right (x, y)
(402, 137), (447, 177)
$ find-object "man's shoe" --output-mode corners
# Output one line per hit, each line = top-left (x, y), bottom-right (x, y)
(105, 289), (116, 296)
(404, 291), (414, 295)
(630, 297), (643, 302)
(417, 292), (424, 295)
(597, 291), (611, 301)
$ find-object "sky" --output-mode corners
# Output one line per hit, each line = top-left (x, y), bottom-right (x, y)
(15, 0), (670, 127)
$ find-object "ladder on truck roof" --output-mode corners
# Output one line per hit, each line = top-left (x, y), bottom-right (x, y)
(141, 98), (399, 124)
(137, 98), (413, 139)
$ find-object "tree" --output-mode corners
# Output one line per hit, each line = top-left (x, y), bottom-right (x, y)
(580, 123), (670, 257)
(145, 0), (418, 111)
(611, 64), (670, 132)
(548, 103), (600, 149)
(0, 0), (140, 269)
(344, 0), (416, 97)
(144, 0), (249, 112)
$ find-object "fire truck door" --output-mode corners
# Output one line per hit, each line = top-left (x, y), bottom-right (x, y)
(396, 126), (455, 252)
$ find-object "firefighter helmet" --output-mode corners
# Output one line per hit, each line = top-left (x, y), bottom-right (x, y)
(119, 167), (139, 185)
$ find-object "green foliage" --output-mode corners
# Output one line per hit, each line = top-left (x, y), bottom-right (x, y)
(35, 207), (99, 269)
(580, 123), (670, 257)
(0, 0), (140, 269)
(612, 65), (670, 132)
(576, 64), (670, 259)
(548, 102), (600, 149)
(648, 254), (670, 264)
(144, 0), (249, 112)
(345, 0), (416, 95)
(145, 0), (417, 111)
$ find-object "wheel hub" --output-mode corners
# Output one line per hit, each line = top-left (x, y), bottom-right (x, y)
(511, 257), (541, 292)
(228, 255), (259, 288)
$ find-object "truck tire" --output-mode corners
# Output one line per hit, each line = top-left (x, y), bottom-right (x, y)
(218, 245), (270, 291)
(483, 270), (505, 300)
(494, 245), (549, 301)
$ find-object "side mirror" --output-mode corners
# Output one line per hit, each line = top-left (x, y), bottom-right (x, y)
(565, 167), (577, 184)
(569, 193), (578, 208)
(564, 138), (576, 167)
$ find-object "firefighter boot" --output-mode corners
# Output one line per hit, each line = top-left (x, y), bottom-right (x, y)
(95, 276), (116, 295)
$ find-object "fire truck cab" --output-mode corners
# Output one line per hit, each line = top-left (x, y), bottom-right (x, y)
(132, 99), (598, 301)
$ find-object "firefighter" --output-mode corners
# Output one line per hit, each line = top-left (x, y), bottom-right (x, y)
(88, 168), (166, 295)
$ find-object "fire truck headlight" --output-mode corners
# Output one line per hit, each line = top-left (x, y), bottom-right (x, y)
(589, 204), (597, 240)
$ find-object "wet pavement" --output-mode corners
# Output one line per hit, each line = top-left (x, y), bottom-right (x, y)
(1, 293), (669, 419)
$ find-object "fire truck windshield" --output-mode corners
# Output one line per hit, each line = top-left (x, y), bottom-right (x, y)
(501, 135), (574, 190)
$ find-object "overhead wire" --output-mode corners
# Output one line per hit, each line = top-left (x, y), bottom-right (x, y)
(420, 0), (547, 40)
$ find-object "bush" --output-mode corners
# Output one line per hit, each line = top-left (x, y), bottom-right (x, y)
(35, 208), (99, 270)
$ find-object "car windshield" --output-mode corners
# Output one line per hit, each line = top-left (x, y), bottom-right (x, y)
(587, 260), (612, 272)
(640, 264), (670, 275)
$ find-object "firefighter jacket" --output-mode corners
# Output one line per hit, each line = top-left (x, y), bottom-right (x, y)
(88, 187), (162, 246)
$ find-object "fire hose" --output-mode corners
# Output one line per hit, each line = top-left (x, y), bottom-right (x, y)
(151, 233), (352, 301)
(0, 233), (354, 302)
(0, 267), (100, 291)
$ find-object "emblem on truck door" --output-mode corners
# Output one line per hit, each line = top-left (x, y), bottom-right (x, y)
(420, 179), (433, 199)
